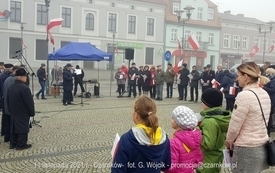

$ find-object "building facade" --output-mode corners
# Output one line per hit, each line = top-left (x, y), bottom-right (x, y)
(219, 11), (275, 69)
(163, 0), (221, 71)
(0, 0), (166, 70)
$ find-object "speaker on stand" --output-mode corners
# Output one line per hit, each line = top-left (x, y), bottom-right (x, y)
(125, 48), (134, 94)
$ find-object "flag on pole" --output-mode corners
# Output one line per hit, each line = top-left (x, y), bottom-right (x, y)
(267, 44), (275, 53)
(21, 39), (28, 49)
(48, 32), (55, 45)
(47, 18), (63, 31)
(187, 33), (199, 51)
(249, 45), (259, 57)
(176, 38), (182, 51)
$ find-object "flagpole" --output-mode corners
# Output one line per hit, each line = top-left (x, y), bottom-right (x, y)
(20, 22), (26, 61)
(45, 0), (50, 95)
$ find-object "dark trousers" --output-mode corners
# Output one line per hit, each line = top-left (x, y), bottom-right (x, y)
(63, 90), (73, 104)
(128, 83), (137, 97)
(190, 86), (199, 101)
(138, 83), (142, 94)
(166, 83), (173, 97)
(10, 133), (28, 148)
(118, 84), (125, 96)
(1, 108), (4, 136)
(3, 114), (10, 141)
(36, 81), (45, 98)
(74, 81), (85, 95)
(226, 98), (235, 111)
(150, 85), (156, 98)
(179, 85), (188, 99)
(178, 84), (181, 98)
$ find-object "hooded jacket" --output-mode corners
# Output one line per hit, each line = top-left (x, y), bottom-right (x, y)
(220, 72), (236, 98)
(197, 108), (231, 173)
(111, 126), (171, 173)
(164, 129), (203, 173)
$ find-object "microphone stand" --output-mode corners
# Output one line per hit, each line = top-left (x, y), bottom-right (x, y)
(73, 70), (89, 107)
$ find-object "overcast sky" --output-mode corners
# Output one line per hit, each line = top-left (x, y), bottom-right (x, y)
(215, 0), (274, 22)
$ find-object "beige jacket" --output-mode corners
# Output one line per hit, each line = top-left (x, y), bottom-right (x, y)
(226, 83), (271, 147)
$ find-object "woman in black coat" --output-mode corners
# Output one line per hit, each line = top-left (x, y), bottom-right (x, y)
(179, 63), (190, 100)
(141, 65), (151, 95)
(220, 70), (236, 111)
(62, 64), (74, 106)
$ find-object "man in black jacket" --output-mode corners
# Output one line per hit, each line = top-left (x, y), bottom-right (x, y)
(127, 62), (138, 98)
(7, 68), (35, 150)
(63, 63), (74, 106)
(189, 65), (200, 102)
(179, 63), (190, 101)
(73, 65), (85, 96)
(35, 63), (47, 99)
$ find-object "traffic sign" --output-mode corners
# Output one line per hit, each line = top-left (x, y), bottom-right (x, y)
(164, 51), (171, 61)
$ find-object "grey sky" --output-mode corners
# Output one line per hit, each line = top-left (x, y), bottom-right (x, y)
(215, 0), (274, 22)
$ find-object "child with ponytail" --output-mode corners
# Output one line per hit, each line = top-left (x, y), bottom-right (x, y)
(111, 95), (171, 173)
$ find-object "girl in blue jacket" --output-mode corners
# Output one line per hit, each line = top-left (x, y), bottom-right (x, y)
(111, 95), (171, 173)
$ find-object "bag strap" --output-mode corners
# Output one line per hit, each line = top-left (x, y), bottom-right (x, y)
(249, 90), (270, 137)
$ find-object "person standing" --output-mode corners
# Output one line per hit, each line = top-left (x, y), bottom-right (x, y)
(35, 63), (47, 99)
(155, 65), (165, 101)
(189, 65), (200, 102)
(215, 64), (224, 86)
(220, 70), (236, 111)
(51, 65), (58, 86)
(63, 63), (74, 106)
(179, 63), (190, 101)
(127, 63), (138, 98)
(7, 68), (35, 150)
(165, 63), (175, 98)
(141, 65), (151, 95)
(73, 65), (85, 96)
(137, 66), (143, 96)
(2, 66), (20, 142)
(149, 66), (156, 99)
(115, 68), (126, 98)
(0, 62), (5, 75)
(206, 64), (215, 88)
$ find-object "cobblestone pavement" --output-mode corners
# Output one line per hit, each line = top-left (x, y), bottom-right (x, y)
(0, 85), (274, 173)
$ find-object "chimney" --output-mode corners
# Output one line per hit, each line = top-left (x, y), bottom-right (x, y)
(237, 14), (244, 17)
(224, 10), (231, 14)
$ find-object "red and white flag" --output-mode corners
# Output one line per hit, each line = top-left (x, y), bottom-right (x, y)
(173, 59), (183, 74)
(267, 44), (275, 53)
(47, 18), (63, 31)
(229, 87), (236, 95)
(211, 79), (220, 89)
(220, 87), (224, 92)
(48, 32), (55, 45)
(249, 45), (259, 57)
(21, 39), (28, 49)
(188, 33), (199, 51)
(176, 38), (182, 52)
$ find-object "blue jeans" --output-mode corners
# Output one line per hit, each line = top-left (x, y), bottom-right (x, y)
(36, 81), (45, 98)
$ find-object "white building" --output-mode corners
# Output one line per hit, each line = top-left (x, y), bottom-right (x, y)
(0, 0), (166, 72)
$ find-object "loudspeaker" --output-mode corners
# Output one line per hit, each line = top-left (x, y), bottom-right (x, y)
(125, 49), (134, 60)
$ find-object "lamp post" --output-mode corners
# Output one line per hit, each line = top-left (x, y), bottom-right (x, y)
(109, 31), (116, 96)
(45, 0), (50, 95)
(175, 6), (194, 60)
(19, 22), (26, 60)
(257, 21), (275, 63)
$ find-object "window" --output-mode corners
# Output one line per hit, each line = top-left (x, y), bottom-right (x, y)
(85, 13), (94, 30)
(242, 36), (248, 50)
(147, 18), (154, 36)
(184, 30), (191, 48)
(61, 41), (70, 47)
(254, 37), (260, 49)
(208, 33), (214, 45)
(271, 39), (275, 45)
(171, 29), (177, 41)
(131, 6), (134, 10)
(197, 7), (203, 20)
(208, 8), (214, 20)
(10, 1), (21, 22)
(89, 0), (93, 4)
(150, 8), (153, 12)
(9, 37), (21, 59)
(36, 39), (47, 60)
(111, 3), (115, 7)
(128, 16), (136, 34)
(145, 48), (154, 64)
(62, 7), (71, 27)
(223, 34), (230, 48)
(172, 2), (180, 15)
(233, 35), (240, 49)
(196, 32), (202, 42)
(108, 13), (117, 31)
(37, 4), (47, 25)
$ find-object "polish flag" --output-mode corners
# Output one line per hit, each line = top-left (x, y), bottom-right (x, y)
(173, 59), (183, 74)
(21, 39), (28, 49)
(176, 38), (182, 53)
(267, 44), (275, 53)
(47, 18), (63, 31)
(211, 79), (220, 89)
(229, 87), (236, 95)
(188, 33), (199, 51)
(48, 32), (55, 45)
(249, 45), (259, 57)
(220, 87), (224, 92)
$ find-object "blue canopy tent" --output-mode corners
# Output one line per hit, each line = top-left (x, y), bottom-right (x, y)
(48, 42), (112, 61)
(48, 42), (113, 96)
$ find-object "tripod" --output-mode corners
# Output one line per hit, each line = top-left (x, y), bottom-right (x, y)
(31, 111), (42, 128)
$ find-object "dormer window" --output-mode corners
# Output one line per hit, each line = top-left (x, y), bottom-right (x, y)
(172, 2), (180, 15)
(208, 8), (214, 20)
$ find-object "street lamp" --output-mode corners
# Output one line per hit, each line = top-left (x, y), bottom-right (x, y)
(45, 0), (50, 95)
(109, 31), (116, 96)
(257, 21), (275, 63)
(175, 6), (194, 59)
(19, 22), (26, 60)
